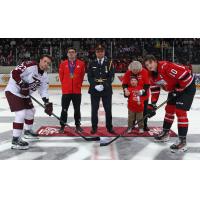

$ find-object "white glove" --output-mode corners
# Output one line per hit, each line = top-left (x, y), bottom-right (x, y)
(95, 85), (104, 92)
(136, 89), (145, 96)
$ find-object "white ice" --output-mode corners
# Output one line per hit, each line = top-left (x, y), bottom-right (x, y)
(1, 88), (200, 134)
(0, 88), (200, 160)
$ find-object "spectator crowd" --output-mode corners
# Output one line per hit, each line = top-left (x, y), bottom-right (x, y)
(0, 38), (200, 73)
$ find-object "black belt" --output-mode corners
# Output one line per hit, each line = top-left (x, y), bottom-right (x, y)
(95, 78), (107, 83)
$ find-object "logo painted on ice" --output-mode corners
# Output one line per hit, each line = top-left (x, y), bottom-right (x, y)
(38, 127), (60, 135)
(149, 127), (162, 136)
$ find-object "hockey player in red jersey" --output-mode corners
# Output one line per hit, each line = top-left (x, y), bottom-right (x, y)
(144, 55), (196, 152)
(5, 55), (53, 150)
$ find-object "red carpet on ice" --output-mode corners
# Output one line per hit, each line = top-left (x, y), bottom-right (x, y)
(37, 126), (177, 137)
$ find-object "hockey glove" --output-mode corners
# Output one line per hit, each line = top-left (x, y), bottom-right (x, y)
(19, 81), (29, 96)
(173, 84), (184, 97)
(44, 102), (53, 116)
(147, 103), (157, 118)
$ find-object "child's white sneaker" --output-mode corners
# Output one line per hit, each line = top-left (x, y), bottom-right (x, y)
(125, 127), (132, 134)
(139, 129), (144, 134)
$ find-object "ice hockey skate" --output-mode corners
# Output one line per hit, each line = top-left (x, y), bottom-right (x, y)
(154, 129), (170, 142)
(11, 137), (29, 150)
(170, 137), (188, 153)
(24, 129), (39, 139)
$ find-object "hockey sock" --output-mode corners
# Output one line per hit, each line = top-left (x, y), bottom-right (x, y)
(24, 119), (34, 130)
(13, 110), (26, 138)
(13, 122), (24, 137)
(163, 104), (175, 131)
(24, 108), (35, 130)
(163, 121), (173, 131)
(176, 108), (188, 138)
(178, 127), (188, 138)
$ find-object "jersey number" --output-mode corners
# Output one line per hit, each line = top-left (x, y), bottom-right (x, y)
(169, 69), (177, 77)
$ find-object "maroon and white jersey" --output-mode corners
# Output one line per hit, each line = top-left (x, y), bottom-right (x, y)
(5, 61), (49, 99)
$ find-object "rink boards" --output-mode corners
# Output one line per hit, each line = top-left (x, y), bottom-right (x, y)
(1, 73), (200, 88)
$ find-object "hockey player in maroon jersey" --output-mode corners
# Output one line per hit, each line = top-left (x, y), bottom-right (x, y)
(5, 55), (53, 150)
(144, 55), (196, 152)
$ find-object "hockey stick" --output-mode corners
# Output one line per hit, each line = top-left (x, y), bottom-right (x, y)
(100, 97), (171, 146)
(29, 95), (100, 142)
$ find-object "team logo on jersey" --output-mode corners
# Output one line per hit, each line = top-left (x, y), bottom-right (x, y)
(29, 76), (41, 91)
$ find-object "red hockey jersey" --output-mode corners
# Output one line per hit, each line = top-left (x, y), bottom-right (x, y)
(150, 61), (194, 103)
(128, 86), (144, 112)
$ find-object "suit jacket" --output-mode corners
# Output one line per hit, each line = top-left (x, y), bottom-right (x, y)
(87, 58), (115, 96)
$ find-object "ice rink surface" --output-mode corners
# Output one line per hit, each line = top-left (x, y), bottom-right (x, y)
(0, 87), (200, 160)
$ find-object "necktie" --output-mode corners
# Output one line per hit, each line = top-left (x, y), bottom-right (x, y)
(99, 59), (101, 65)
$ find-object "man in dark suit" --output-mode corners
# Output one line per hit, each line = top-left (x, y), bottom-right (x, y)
(87, 45), (115, 134)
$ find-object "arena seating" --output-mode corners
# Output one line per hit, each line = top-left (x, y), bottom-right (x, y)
(0, 38), (199, 73)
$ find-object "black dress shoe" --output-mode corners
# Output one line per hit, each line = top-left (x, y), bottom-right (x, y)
(59, 125), (65, 134)
(144, 126), (150, 131)
(90, 128), (97, 134)
(75, 125), (83, 133)
(107, 129), (116, 135)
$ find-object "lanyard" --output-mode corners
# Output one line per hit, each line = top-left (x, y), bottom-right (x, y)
(68, 60), (76, 78)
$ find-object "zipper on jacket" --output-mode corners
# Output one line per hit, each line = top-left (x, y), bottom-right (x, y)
(72, 78), (73, 93)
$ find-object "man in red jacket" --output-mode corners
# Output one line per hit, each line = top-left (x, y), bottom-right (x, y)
(59, 48), (85, 133)
(144, 55), (196, 153)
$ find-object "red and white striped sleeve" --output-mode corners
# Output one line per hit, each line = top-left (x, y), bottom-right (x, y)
(166, 62), (193, 91)
(150, 84), (161, 104)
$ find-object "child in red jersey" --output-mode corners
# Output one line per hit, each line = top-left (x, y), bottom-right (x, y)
(126, 76), (144, 134)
